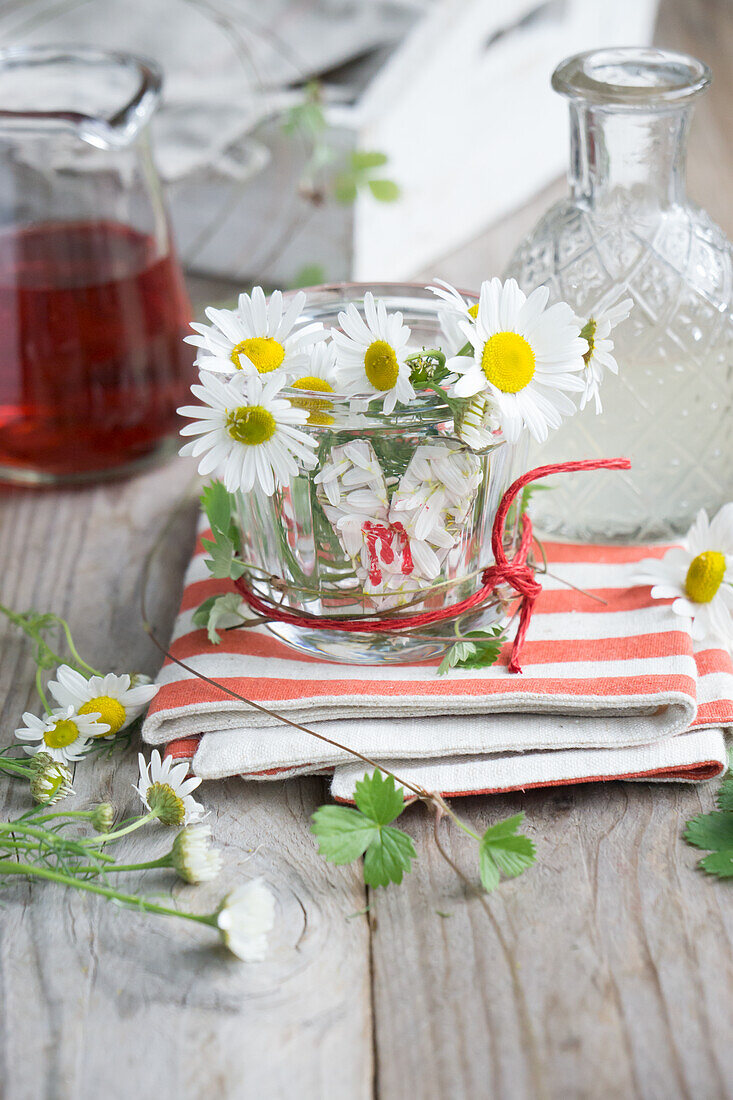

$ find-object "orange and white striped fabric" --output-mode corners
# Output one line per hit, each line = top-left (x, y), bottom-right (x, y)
(142, 523), (732, 798)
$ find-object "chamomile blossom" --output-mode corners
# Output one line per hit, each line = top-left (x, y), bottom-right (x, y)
(178, 370), (317, 496)
(579, 296), (633, 413)
(216, 878), (276, 961)
(135, 750), (204, 826)
(15, 705), (108, 763)
(288, 340), (339, 425)
(635, 504), (733, 643)
(447, 278), (587, 443)
(184, 286), (325, 378)
(29, 753), (74, 804)
(171, 824), (222, 884)
(427, 278), (479, 354)
(455, 394), (502, 450)
(332, 292), (416, 413)
(47, 665), (158, 738)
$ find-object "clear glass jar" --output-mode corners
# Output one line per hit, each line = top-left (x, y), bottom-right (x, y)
(0, 46), (194, 484)
(506, 48), (733, 542)
(233, 284), (526, 665)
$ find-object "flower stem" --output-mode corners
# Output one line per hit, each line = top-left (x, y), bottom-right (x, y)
(0, 859), (216, 926)
(80, 810), (159, 846)
(0, 758), (33, 778)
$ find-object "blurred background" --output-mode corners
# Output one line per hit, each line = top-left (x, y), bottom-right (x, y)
(2, 0), (729, 301)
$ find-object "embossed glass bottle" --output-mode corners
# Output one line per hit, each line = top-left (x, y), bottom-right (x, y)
(506, 48), (733, 542)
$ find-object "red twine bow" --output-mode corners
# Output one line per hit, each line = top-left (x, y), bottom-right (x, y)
(234, 457), (631, 673)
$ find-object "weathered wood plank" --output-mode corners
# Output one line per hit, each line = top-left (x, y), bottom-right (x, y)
(0, 462), (373, 1100)
(369, 781), (733, 1100)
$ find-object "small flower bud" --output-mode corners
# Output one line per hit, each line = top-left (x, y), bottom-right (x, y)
(29, 753), (74, 805)
(171, 824), (222, 884)
(91, 802), (115, 833)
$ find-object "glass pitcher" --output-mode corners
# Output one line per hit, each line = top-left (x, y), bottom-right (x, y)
(506, 48), (733, 542)
(0, 45), (194, 484)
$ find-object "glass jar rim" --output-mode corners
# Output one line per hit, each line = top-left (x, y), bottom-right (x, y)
(280, 280), (475, 422)
(552, 47), (711, 110)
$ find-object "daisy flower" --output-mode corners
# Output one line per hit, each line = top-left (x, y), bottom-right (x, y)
(135, 750), (204, 826)
(635, 504), (733, 644)
(29, 753), (74, 804)
(447, 278), (587, 443)
(47, 665), (158, 738)
(216, 878), (276, 961)
(331, 292), (416, 413)
(427, 278), (479, 353)
(288, 340), (339, 425)
(184, 286), (325, 378)
(454, 394), (502, 451)
(578, 295), (633, 413)
(171, 824), (223, 884)
(178, 370), (317, 496)
(15, 705), (108, 764)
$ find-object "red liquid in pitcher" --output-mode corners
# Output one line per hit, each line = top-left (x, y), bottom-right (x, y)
(0, 220), (195, 479)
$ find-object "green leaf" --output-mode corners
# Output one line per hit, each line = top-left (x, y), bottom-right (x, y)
(351, 150), (388, 171)
(437, 629), (505, 674)
(201, 592), (246, 644)
(291, 263), (327, 289)
(684, 812), (733, 852)
(354, 771), (405, 825)
(438, 640), (478, 675)
(334, 174), (358, 204)
(363, 825), (416, 886)
(312, 772), (416, 887)
(201, 480), (232, 537)
(716, 780), (733, 813)
(311, 805), (377, 863)
(201, 531), (246, 581)
(478, 813), (536, 892)
(192, 596), (218, 629)
(700, 850), (733, 878)
(367, 178), (400, 202)
(479, 846), (501, 892)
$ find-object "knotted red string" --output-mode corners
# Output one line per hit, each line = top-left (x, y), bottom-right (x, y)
(234, 457), (631, 673)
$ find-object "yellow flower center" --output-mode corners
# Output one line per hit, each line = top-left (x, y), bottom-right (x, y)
(146, 782), (186, 826)
(79, 696), (126, 736)
(364, 340), (399, 391)
(44, 719), (80, 749)
(291, 376), (334, 425)
(582, 318), (597, 367)
(226, 405), (277, 445)
(468, 302), (479, 318)
(481, 331), (536, 393)
(230, 337), (285, 374)
(684, 551), (727, 604)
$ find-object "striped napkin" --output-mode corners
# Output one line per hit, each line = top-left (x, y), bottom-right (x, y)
(142, 524), (733, 798)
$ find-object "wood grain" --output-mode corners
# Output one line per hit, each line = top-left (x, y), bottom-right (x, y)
(0, 464), (372, 1100)
(1, 2), (733, 1098)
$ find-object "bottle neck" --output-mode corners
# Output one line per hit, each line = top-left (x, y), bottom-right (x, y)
(568, 102), (691, 209)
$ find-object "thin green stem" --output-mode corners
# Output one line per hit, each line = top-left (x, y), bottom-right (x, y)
(80, 810), (159, 846)
(35, 667), (51, 715)
(0, 758), (33, 778)
(55, 617), (101, 676)
(0, 860), (216, 927)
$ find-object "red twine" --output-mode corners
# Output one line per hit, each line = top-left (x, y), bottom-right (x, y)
(234, 457), (631, 673)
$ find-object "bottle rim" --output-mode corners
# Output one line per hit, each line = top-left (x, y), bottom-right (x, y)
(552, 47), (711, 110)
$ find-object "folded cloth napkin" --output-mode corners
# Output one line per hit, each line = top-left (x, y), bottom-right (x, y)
(142, 525), (733, 798)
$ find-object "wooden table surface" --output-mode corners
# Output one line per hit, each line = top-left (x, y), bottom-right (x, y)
(2, 3), (733, 1098)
